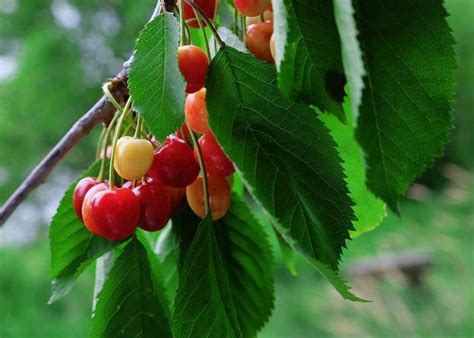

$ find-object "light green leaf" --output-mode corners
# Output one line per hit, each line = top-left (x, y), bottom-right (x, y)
(90, 237), (172, 338)
(273, 0), (346, 120)
(355, 0), (456, 211)
(319, 100), (386, 237)
(206, 46), (354, 271)
(49, 161), (118, 302)
(333, 0), (365, 120)
(173, 195), (275, 337)
(129, 13), (186, 141)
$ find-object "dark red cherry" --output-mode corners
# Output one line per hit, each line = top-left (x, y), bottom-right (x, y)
(132, 183), (172, 232)
(73, 177), (98, 221)
(182, 0), (218, 28)
(175, 122), (191, 143)
(196, 133), (235, 177)
(178, 45), (209, 94)
(147, 135), (200, 188)
(82, 182), (109, 235)
(85, 188), (140, 241)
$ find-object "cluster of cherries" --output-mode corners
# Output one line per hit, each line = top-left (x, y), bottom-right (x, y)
(73, 52), (234, 242)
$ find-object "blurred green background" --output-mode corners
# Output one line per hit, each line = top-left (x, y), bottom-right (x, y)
(0, 0), (472, 337)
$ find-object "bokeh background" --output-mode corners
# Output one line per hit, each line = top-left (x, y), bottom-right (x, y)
(0, 0), (472, 337)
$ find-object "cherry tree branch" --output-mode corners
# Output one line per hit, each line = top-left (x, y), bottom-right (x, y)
(0, 0), (177, 226)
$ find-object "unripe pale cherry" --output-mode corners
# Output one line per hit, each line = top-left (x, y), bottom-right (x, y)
(132, 182), (172, 232)
(182, 0), (218, 28)
(246, 21), (274, 64)
(84, 187), (140, 241)
(113, 136), (154, 181)
(245, 9), (273, 26)
(186, 175), (231, 220)
(73, 177), (98, 221)
(185, 88), (211, 134)
(147, 135), (200, 188)
(178, 45), (209, 94)
(234, 0), (271, 17)
(196, 133), (235, 177)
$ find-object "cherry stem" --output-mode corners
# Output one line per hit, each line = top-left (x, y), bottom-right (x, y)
(97, 110), (121, 182)
(192, 7), (211, 59)
(96, 127), (107, 159)
(185, 0), (223, 47)
(179, 0), (186, 45)
(186, 124), (210, 216)
(108, 96), (133, 189)
(134, 114), (142, 138)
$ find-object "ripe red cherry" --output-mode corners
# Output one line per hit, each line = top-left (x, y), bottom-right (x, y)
(182, 0), (218, 28)
(178, 45), (209, 93)
(247, 21), (274, 63)
(85, 188), (140, 241)
(234, 0), (271, 16)
(147, 135), (200, 188)
(82, 182), (109, 235)
(186, 175), (231, 220)
(185, 88), (210, 134)
(196, 133), (235, 177)
(132, 183), (172, 232)
(73, 177), (98, 221)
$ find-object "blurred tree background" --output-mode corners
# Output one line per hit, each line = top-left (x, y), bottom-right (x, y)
(0, 0), (472, 337)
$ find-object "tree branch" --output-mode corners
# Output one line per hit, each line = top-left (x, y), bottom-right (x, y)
(0, 0), (178, 226)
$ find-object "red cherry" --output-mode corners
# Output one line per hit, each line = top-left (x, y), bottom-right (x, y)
(196, 133), (235, 177)
(186, 175), (231, 220)
(82, 182), (109, 235)
(167, 186), (187, 214)
(147, 135), (200, 188)
(175, 122), (191, 143)
(182, 0), (218, 28)
(87, 188), (140, 241)
(132, 183), (172, 232)
(185, 88), (211, 134)
(178, 45), (209, 94)
(247, 21), (274, 63)
(73, 177), (98, 221)
(234, 0), (271, 16)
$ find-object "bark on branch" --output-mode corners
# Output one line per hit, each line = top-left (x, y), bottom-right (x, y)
(0, 0), (177, 226)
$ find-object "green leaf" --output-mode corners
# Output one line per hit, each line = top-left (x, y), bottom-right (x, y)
(173, 196), (275, 337)
(333, 0), (365, 120)
(273, 0), (346, 120)
(129, 13), (185, 141)
(49, 161), (117, 291)
(91, 237), (172, 338)
(355, 0), (456, 211)
(319, 100), (386, 237)
(206, 46), (354, 271)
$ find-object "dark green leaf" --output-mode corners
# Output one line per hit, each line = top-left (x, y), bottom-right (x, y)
(129, 13), (186, 141)
(319, 100), (386, 237)
(49, 161), (117, 295)
(206, 46), (354, 271)
(173, 195), (275, 337)
(273, 0), (346, 120)
(91, 237), (172, 338)
(355, 0), (456, 211)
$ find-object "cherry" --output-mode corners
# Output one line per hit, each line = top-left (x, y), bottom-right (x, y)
(196, 133), (235, 177)
(182, 0), (218, 28)
(246, 9), (273, 26)
(73, 177), (98, 221)
(84, 187), (140, 241)
(82, 182), (109, 235)
(132, 182), (172, 232)
(185, 88), (211, 134)
(175, 122), (191, 143)
(178, 45), (209, 94)
(113, 136), (154, 181)
(147, 135), (200, 188)
(246, 21), (274, 63)
(167, 186), (187, 214)
(234, 0), (271, 17)
(186, 174), (231, 220)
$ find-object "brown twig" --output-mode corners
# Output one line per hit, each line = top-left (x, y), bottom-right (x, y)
(0, 0), (177, 226)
